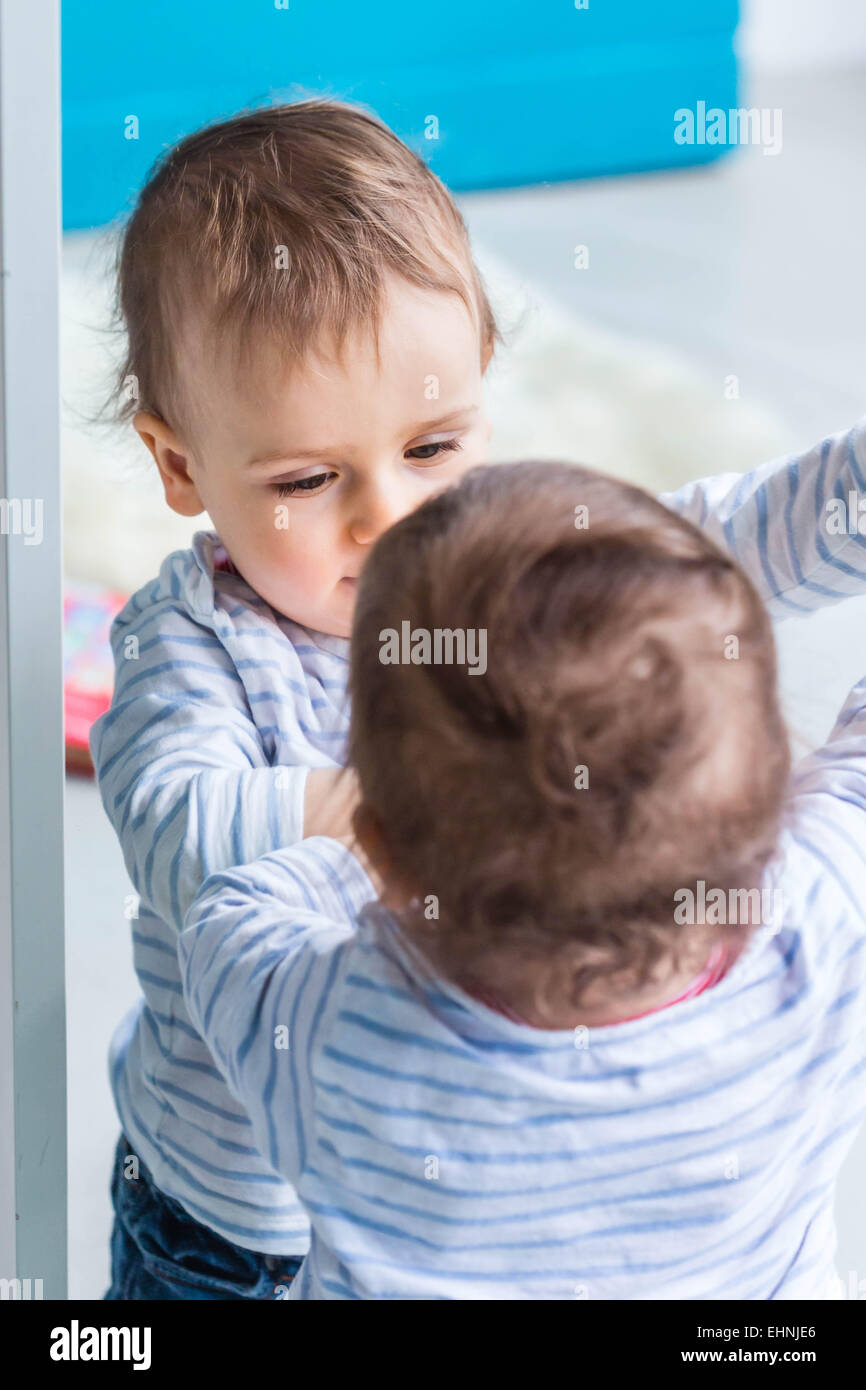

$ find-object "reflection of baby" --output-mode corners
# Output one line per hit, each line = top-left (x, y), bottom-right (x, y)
(181, 457), (866, 1299)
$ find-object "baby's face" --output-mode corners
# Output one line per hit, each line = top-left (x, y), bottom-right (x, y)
(157, 274), (491, 637)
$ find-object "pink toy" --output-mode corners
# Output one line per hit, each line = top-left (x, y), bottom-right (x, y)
(64, 580), (128, 774)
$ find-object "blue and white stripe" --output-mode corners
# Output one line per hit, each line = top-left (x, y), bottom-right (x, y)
(92, 533), (355, 1251)
(94, 419), (866, 1258)
(179, 779), (866, 1299)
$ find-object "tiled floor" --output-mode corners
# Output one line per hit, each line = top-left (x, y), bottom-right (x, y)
(66, 66), (866, 1298)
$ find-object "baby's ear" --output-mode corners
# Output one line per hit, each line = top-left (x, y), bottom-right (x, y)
(134, 411), (206, 518)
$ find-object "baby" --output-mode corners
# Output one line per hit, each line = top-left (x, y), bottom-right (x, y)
(178, 459), (866, 1299)
(92, 97), (866, 1299)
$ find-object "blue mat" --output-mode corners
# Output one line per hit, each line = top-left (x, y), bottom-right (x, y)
(62, 0), (740, 230)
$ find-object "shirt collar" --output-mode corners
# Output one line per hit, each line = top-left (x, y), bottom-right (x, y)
(188, 528), (350, 660)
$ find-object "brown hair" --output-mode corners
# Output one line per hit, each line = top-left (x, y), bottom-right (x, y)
(349, 461), (790, 1015)
(112, 98), (499, 441)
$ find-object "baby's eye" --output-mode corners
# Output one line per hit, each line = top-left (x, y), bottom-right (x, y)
(405, 438), (463, 462)
(272, 471), (337, 497)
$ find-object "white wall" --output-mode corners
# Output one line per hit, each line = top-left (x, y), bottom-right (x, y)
(739, 0), (866, 71)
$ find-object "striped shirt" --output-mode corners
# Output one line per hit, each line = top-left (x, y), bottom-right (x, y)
(93, 419), (866, 1255)
(179, 768), (866, 1301)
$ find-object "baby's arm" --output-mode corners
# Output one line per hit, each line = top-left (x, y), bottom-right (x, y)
(91, 594), (359, 933)
(774, 676), (866, 983)
(660, 418), (866, 621)
(177, 838), (370, 1184)
(786, 672), (866, 863)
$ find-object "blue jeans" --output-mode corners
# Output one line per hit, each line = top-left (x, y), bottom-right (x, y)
(105, 1134), (304, 1300)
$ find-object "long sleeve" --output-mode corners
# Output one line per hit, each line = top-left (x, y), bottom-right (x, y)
(90, 553), (346, 932)
(782, 674), (866, 921)
(178, 838), (372, 1185)
(660, 418), (866, 620)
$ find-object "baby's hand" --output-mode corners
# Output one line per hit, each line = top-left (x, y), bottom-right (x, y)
(303, 768), (384, 898)
(303, 767), (360, 841)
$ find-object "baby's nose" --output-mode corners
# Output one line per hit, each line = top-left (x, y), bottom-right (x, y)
(349, 487), (411, 545)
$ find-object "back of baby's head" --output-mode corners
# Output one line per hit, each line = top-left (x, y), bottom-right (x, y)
(114, 99), (496, 440)
(349, 462), (790, 1007)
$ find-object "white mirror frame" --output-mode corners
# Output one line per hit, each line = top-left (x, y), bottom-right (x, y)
(0, 0), (66, 1300)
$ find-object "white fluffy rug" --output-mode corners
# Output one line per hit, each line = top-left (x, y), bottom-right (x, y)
(62, 232), (794, 593)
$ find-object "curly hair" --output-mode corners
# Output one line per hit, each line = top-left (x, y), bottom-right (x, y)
(349, 461), (790, 1015)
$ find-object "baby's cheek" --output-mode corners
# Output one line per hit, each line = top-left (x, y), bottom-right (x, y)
(236, 519), (298, 590)
(269, 529), (337, 603)
(260, 501), (309, 561)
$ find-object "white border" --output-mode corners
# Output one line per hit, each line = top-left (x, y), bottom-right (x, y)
(0, 0), (66, 1298)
